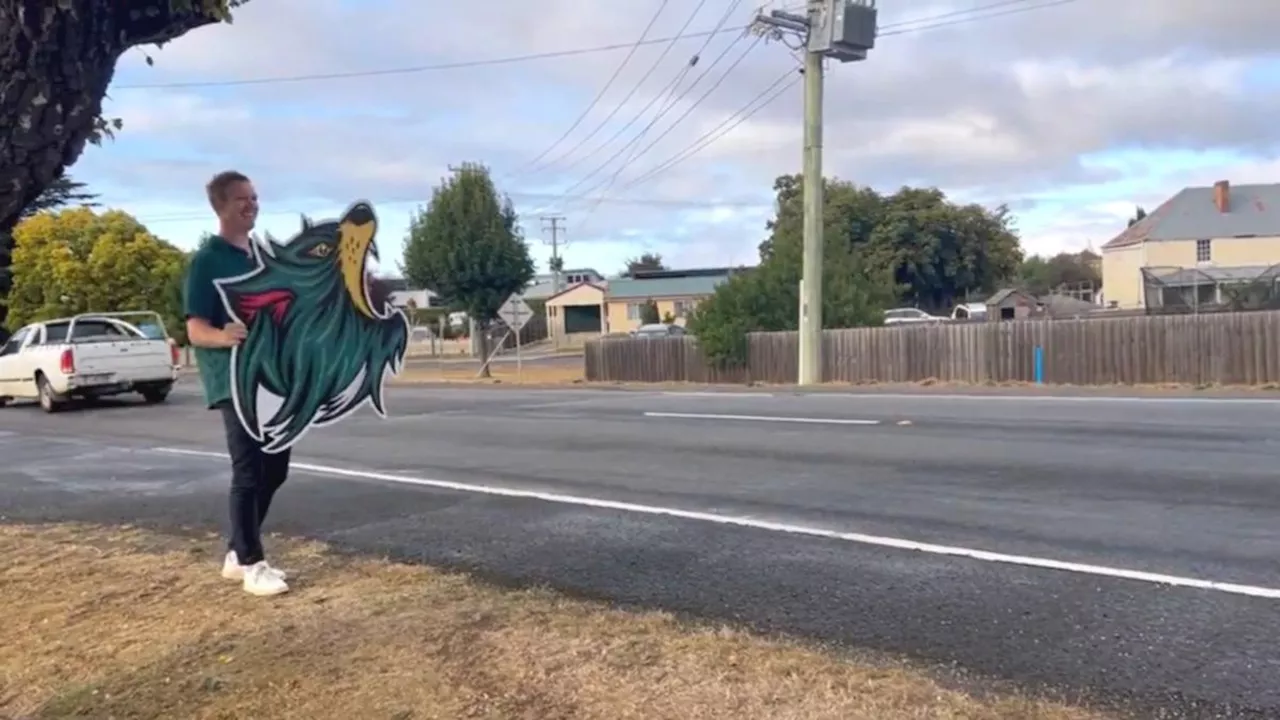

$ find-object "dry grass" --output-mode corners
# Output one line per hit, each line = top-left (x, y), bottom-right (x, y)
(0, 523), (1112, 720)
(393, 362), (585, 385)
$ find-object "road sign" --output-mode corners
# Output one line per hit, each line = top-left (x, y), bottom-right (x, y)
(497, 293), (533, 331)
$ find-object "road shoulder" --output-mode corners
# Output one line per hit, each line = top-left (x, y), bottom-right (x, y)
(3, 522), (1106, 720)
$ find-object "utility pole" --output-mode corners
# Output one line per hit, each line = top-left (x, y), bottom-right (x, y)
(752, 0), (877, 385)
(541, 215), (566, 293)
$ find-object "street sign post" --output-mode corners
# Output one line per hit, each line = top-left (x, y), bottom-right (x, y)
(497, 293), (534, 382)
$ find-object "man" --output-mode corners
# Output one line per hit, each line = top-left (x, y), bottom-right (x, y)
(183, 170), (290, 597)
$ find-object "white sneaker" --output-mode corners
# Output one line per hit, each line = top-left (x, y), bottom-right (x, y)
(222, 550), (287, 581)
(242, 561), (289, 596)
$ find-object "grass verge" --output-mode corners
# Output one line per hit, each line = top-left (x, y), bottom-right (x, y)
(1, 523), (1110, 720)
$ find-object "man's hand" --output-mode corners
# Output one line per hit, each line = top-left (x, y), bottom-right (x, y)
(220, 323), (247, 347)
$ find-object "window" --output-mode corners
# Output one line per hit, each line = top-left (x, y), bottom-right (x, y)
(0, 327), (31, 356)
(673, 299), (693, 317)
(627, 303), (642, 320)
(1196, 238), (1211, 263)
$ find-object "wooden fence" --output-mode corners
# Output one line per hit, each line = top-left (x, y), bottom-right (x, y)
(584, 311), (1280, 386)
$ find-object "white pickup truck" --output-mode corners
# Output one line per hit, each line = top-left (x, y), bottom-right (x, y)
(0, 311), (179, 412)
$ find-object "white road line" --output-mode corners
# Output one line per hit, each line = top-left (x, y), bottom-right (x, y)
(661, 391), (775, 398)
(643, 411), (879, 425)
(151, 446), (1280, 600)
(806, 392), (1280, 404)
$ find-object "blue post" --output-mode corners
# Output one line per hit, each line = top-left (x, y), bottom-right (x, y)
(1034, 346), (1044, 385)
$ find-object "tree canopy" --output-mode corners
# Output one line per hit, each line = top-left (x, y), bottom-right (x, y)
(639, 299), (660, 325)
(689, 174), (1024, 364)
(402, 163), (534, 372)
(1017, 250), (1101, 297)
(5, 207), (189, 341)
(1, 174), (100, 326)
(623, 252), (666, 276)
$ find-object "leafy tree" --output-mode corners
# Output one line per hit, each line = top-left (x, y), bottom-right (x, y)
(639, 298), (660, 325)
(1018, 250), (1101, 297)
(19, 174), (100, 221)
(1, 1), (243, 235)
(623, 252), (666, 276)
(1, 174), (100, 327)
(692, 173), (1022, 364)
(2, 1), (243, 326)
(862, 187), (1023, 310)
(402, 162), (534, 376)
(5, 208), (188, 340)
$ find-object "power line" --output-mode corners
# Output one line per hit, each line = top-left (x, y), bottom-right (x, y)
(503, 0), (671, 179)
(132, 192), (775, 225)
(586, 0), (1080, 204)
(563, 1), (751, 223)
(543, 0), (745, 182)
(115, 23), (743, 90)
(547, 32), (760, 210)
(516, 0), (711, 179)
(878, 0), (1076, 38)
(567, 34), (765, 213)
(112, 0), (1068, 91)
(618, 68), (799, 193)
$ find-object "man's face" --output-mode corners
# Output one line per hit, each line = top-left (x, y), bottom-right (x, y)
(217, 180), (259, 232)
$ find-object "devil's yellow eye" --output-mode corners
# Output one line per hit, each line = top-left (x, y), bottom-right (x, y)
(308, 243), (334, 258)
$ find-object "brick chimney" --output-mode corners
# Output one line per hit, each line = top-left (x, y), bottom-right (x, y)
(1213, 180), (1230, 213)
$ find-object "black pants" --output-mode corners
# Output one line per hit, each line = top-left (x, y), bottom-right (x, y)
(218, 402), (291, 566)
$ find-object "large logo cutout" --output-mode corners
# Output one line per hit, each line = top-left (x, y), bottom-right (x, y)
(214, 201), (409, 453)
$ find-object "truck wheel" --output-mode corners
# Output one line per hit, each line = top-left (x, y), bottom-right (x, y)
(37, 375), (62, 413)
(140, 388), (170, 404)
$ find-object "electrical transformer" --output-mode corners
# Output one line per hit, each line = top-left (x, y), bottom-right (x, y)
(808, 0), (878, 61)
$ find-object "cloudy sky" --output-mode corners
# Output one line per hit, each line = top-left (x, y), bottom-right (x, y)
(72, 0), (1280, 279)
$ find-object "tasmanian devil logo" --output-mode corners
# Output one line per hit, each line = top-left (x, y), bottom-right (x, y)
(214, 201), (409, 453)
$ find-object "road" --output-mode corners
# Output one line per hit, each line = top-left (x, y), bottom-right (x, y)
(401, 350), (581, 369)
(1, 383), (1278, 718)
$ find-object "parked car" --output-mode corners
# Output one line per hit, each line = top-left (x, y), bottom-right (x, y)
(631, 323), (686, 338)
(883, 307), (945, 325)
(0, 311), (179, 412)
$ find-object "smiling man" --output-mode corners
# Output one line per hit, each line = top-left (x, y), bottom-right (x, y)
(183, 170), (291, 597)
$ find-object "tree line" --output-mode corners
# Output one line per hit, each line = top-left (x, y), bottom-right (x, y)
(1, 162), (1099, 365)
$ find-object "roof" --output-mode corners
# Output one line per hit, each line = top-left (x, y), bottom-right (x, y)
(1102, 182), (1280, 250)
(628, 266), (740, 280)
(606, 274), (729, 300)
(544, 281), (606, 304)
(985, 288), (1035, 305)
(1039, 294), (1099, 318)
(1142, 264), (1277, 285)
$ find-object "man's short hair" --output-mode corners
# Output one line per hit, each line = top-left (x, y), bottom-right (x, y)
(206, 170), (251, 211)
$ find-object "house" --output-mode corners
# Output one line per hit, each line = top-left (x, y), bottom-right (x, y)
(603, 267), (738, 333)
(985, 288), (1038, 321)
(523, 268), (605, 301)
(1100, 180), (1280, 310)
(544, 281), (607, 347)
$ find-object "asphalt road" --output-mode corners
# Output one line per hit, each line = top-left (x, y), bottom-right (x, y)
(2, 382), (1279, 717)
(401, 350), (581, 368)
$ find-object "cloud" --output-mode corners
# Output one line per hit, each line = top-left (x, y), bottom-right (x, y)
(64, 0), (1280, 274)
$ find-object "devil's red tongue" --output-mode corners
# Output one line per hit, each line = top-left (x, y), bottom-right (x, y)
(234, 289), (294, 324)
